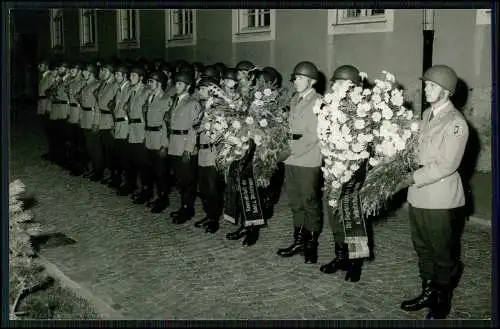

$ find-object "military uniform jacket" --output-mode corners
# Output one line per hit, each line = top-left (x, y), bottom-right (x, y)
(168, 94), (202, 156)
(37, 70), (55, 115)
(49, 74), (72, 120)
(95, 78), (119, 130)
(284, 88), (322, 167)
(144, 90), (171, 150)
(198, 101), (216, 167)
(79, 79), (101, 130)
(165, 85), (176, 98)
(127, 83), (151, 144)
(407, 101), (469, 209)
(67, 76), (86, 124)
(113, 81), (134, 140)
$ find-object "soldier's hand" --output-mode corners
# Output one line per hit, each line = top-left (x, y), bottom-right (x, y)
(159, 147), (168, 158)
(92, 125), (99, 133)
(182, 151), (191, 163)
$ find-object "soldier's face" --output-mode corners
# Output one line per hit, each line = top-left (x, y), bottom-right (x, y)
(293, 75), (311, 93)
(101, 69), (111, 80)
(38, 64), (47, 72)
(424, 81), (447, 104)
(115, 72), (125, 84)
(148, 79), (160, 90)
(175, 81), (189, 94)
(82, 71), (90, 80)
(58, 67), (67, 76)
(130, 73), (140, 85)
(198, 86), (209, 100)
(70, 68), (78, 76)
(237, 70), (248, 83)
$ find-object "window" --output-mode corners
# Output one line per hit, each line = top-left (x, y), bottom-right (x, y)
(79, 9), (97, 51)
(49, 9), (64, 50)
(328, 9), (395, 35)
(165, 9), (196, 48)
(476, 9), (491, 25)
(232, 9), (276, 43)
(116, 9), (140, 49)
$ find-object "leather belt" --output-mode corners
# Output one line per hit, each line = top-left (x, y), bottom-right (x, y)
(129, 118), (142, 124)
(81, 106), (92, 111)
(171, 129), (189, 135)
(69, 103), (79, 107)
(100, 109), (112, 114)
(145, 125), (162, 131)
(199, 143), (214, 149)
(288, 133), (303, 140)
(52, 100), (68, 105)
(115, 117), (127, 123)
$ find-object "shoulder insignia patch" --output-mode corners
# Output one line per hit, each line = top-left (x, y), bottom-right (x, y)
(454, 124), (464, 137)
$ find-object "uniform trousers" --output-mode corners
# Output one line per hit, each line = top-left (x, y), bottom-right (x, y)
(99, 129), (115, 174)
(69, 123), (87, 166)
(285, 165), (323, 233)
(145, 149), (170, 196)
(170, 154), (198, 210)
(112, 138), (128, 174)
(198, 165), (225, 219)
(408, 205), (466, 287)
(85, 129), (103, 175)
(124, 142), (147, 190)
(41, 113), (51, 153)
(48, 119), (68, 163)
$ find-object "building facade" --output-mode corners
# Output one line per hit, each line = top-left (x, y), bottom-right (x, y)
(15, 8), (494, 171)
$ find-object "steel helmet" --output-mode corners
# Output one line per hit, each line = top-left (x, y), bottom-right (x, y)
(148, 71), (166, 84)
(192, 62), (204, 74)
(331, 65), (361, 85)
(58, 61), (70, 69)
(102, 63), (116, 74)
(421, 65), (458, 94)
(174, 70), (195, 86)
(130, 66), (145, 78)
(213, 62), (227, 75)
(262, 66), (282, 86)
(198, 76), (220, 88)
(223, 68), (238, 81)
(236, 60), (255, 71)
(292, 61), (319, 80)
(202, 65), (221, 80)
(116, 65), (129, 75)
(72, 62), (84, 70)
(84, 64), (99, 77)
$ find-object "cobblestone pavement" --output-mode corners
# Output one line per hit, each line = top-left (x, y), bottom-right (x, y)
(9, 112), (492, 320)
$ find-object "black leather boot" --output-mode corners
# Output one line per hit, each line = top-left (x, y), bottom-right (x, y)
(205, 218), (220, 234)
(277, 227), (305, 257)
(194, 216), (211, 228)
(425, 286), (452, 319)
(320, 242), (349, 274)
(90, 172), (103, 182)
(401, 280), (436, 312)
(132, 189), (153, 205)
(226, 225), (248, 240)
(344, 258), (363, 282)
(172, 207), (195, 224)
(242, 226), (260, 246)
(117, 184), (136, 196)
(451, 261), (464, 289)
(304, 231), (319, 264)
(151, 196), (170, 213)
(107, 172), (122, 189)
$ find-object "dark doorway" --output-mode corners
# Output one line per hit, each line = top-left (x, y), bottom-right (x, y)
(12, 33), (38, 101)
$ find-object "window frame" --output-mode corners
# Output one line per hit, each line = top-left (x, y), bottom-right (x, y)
(79, 9), (98, 52)
(165, 9), (197, 48)
(116, 9), (140, 50)
(231, 9), (276, 43)
(327, 9), (395, 35)
(49, 9), (65, 51)
(476, 9), (491, 25)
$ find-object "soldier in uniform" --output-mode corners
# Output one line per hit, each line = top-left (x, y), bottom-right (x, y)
(400, 65), (468, 319)
(79, 64), (101, 178)
(319, 65), (369, 282)
(192, 62), (204, 86)
(168, 70), (202, 224)
(37, 59), (56, 161)
(120, 66), (151, 198)
(109, 64), (133, 189)
(48, 61), (72, 167)
(276, 61), (323, 264)
(66, 62), (87, 176)
(160, 62), (176, 98)
(193, 75), (225, 233)
(93, 63), (119, 183)
(142, 72), (172, 213)
(213, 63), (227, 85)
(235, 60), (257, 95)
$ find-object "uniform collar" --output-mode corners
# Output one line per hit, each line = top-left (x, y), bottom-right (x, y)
(299, 88), (314, 100)
(431, 100), (451, 117)
(121, 80), (130, 91)
(42, 70), (51, 78)
(178, 92), (189, 101)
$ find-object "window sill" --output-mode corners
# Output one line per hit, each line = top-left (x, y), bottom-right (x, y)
(117, 40), (140, 50)
(80, 44), (98, 52)
(328, 9), (394, 35)
(166, 38), (196, 48)
(232, 30), (275, 43)
(50, 46), (64, 53)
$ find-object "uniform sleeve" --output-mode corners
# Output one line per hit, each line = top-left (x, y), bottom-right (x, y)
(184, 100), (201, 153)
(413, 118), (469, 188)
(92, 84), (101, 126)
(293, 97), (319, 157)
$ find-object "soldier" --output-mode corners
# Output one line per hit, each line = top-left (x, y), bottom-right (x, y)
(66, 62), (87, 176)
(37, 59), (56, 161)
(213, 62), (227, 84)
(141, 71), (172, 213)
(48, 61), (72, 167)
(79, 64), (101, 178)
(192, 62), (204, 86)
(193, 75), (225, 233)
(119, 66), (151, 198)
(168, 70), (202, 224)
(109, 64), (133, 189)
(319, 65), (369, 282)
(276, 61), (323, 264)
(160, 62), (176, 98)
(236, 60), (257, 94)
(92, 63), (119, 183)
(399, 65), (468, 319)
(221, 68), (240, 98)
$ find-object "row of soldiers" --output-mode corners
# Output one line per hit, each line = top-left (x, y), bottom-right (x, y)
(37, 56), (465, 319)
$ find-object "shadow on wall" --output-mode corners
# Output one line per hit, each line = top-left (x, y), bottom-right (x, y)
(451, 78), (480, 218)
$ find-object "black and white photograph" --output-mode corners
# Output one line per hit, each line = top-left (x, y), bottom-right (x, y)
(7, 5), (494, 322)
